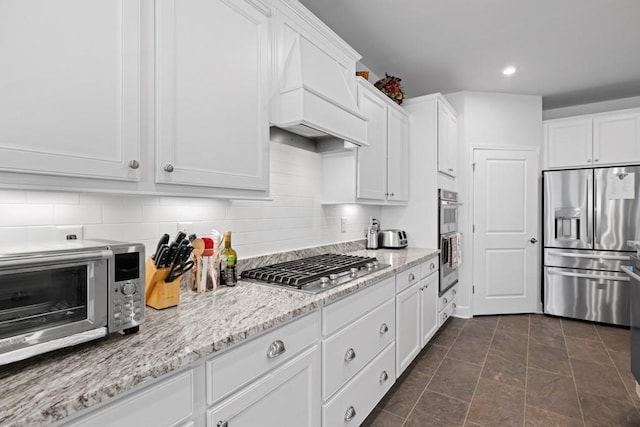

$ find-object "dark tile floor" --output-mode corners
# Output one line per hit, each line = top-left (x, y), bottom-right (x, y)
(363, 314), (640, 427)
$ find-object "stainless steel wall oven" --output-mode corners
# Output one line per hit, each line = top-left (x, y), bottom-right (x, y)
(439, 189), (459, 295)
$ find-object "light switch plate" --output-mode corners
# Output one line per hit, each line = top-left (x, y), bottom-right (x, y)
(340, 217), (347, 233)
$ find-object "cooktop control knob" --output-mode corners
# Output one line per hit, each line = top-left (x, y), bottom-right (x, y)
(320, 277), (330, 287)
(366, 262), (374, 270)
(373, 260), (379, 268)
(120, 281), (136, 296)
(350, 268), (358, 277)
(329, 274), (339, 282)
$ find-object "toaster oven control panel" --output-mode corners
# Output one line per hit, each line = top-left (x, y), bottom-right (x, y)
(108, 243), (145, 333)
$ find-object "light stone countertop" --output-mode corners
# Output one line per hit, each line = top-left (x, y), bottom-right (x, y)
(0, 247), (438, 426)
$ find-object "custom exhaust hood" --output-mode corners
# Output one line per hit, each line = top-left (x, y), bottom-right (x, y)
(271, 34), (368, 148)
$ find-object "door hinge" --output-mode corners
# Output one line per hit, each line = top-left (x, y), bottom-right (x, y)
(472, 224), (475, 232)
(472, 285), (475, 294)
(472, 163), (476, 171)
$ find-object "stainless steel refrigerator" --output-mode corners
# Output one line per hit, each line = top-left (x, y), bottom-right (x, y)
(543, 166), (640, 326)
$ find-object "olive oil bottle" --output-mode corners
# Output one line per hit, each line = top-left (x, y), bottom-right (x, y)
(219, 231), (237, 286)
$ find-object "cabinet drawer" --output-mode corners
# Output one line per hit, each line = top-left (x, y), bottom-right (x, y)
(322, 299), (395, 400)
(439, 298), (457, 326)
(67, 370), (194, 427)
(438, 284), (458, 312)
(396, 264), (421, 293)
(322, 343), (395, 427)
(322, 276), (395, 336)
(206, 311), (320, 405)
(421, 258), (438, 278)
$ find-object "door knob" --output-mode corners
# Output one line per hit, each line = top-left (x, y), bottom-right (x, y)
(530, 238), (538, 243)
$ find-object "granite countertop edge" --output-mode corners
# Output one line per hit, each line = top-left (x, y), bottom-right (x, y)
(1, 247), (438, 426)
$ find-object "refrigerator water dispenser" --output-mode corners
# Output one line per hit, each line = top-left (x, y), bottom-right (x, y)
(554, 208), (581, 240)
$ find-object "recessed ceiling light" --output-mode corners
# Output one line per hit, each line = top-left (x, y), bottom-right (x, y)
(502, 65), (518, 76)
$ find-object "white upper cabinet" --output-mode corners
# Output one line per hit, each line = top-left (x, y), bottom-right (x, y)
(437, 101), (458, 177)
(593, 111), (640, 165)
(386, 105), (409, 202)
(0, 0), (141, 181)
(155, 0), (270, 190)
(322, 79), (409, 205)
(356, 82), (388, 200)
(545, 109), (640, 169)
(545, 118), (593, 168)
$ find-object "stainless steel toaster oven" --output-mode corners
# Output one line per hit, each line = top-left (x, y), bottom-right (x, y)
(0, 239), (144, 366)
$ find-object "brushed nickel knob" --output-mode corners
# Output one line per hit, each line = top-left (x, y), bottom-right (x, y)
(164, 164), (174, 173)
(128, 160), (140, 169)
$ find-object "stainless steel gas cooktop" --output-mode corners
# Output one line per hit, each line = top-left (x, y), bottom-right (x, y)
(240, 253), (389, 294)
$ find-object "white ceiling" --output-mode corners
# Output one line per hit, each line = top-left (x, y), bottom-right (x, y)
(298, 0), (640, 109)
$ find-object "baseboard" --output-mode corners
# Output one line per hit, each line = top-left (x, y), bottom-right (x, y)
(453, 305), (472, 319)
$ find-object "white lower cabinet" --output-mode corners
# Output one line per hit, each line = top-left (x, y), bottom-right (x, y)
(395, 280), (421, 377)
(322, 299), (395, 400)
(395, 262), (439, 377)
(322, 343), (395, 427)
(207, 344), (321, 427)
(420, 272), (439, 347)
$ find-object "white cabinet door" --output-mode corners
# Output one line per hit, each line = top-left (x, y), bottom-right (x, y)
(395, 281), (421, 378)
(356, 83), (388, 201)
(593, 112), (640, 165)
(207, 345), (321, 427)
(420, 272), (439, 347)
(0, 0), (141, 181)
(387, 106), (409, 202)
(437, 102), (457, 177)
(156, 0), (269, 190)
(545, 118), (593, 168)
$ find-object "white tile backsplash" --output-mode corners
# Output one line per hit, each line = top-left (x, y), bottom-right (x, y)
(0, 142), (381, 257)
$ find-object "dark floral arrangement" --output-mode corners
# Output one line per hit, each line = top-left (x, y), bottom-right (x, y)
(374, 73), (405, 105)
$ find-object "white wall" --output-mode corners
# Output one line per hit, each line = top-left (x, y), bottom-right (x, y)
(543, 95), (640, 120)
(445, 91), (543, 318)
(0, 140), (380, 258)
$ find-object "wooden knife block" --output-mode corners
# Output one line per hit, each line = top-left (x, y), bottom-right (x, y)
(145, 257), (181, 310)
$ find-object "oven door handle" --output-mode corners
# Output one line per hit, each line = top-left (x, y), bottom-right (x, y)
(441, 237), (449, 264)
(548, 251), (630, 261)
(0, 250), (112, 268)
(548, 267), (630, 282)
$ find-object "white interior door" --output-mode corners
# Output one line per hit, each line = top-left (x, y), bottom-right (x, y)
(473, 148), (539, 314)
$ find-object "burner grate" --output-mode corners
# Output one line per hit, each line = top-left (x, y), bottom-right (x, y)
(240, 253), (377, 288)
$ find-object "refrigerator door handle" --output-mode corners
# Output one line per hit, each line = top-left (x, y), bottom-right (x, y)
(586, 172), (593, 245)
(548, 267), (630, 282)
(622, 265), (640, 282)
(547, 251), (630, 261)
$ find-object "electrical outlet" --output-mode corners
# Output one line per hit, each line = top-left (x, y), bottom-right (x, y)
(56, 225), (84, 241)
(340, 217), (347, 233)
(177, 222), (192, 235)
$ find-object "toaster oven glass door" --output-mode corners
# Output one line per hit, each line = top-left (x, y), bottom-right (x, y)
(0, 259), (108, 346)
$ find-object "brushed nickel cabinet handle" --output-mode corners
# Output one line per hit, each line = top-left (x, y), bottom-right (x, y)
(128, 160), (140, 169)
(379, 370), (389, 382)
(266, 340), (286, 358)
(443, 297), (448, 304)
(344, 348), (356, 362)
(216, 422), (228, 427)
(380, 323), (389, 334)
(452, 289), (457, 296)
(164, 164), (175, 173)
(408, 273), (415, 281)
(345, 406), (356, 422)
